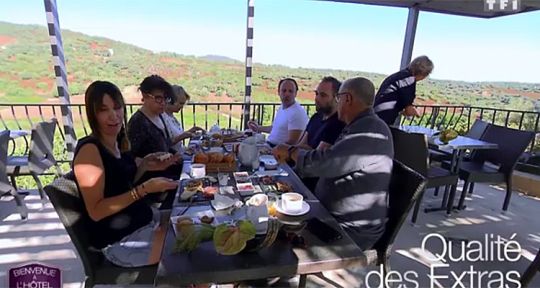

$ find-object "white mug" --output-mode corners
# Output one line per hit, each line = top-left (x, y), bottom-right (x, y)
(281, 192), (303, 212)
(246, 194), (268, 207)
(191, 163), (206, 178)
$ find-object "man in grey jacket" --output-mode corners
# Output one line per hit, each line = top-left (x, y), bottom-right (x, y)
(273, 77), (394, 250)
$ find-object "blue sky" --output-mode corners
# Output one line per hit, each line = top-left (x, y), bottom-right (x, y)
(1, 0), (539, 83)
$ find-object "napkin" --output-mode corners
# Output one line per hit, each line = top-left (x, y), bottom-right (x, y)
(211, 194), (236, 210)
(219, 186), (235, 195)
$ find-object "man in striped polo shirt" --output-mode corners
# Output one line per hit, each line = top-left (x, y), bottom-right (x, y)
(374, 56), (434, 125)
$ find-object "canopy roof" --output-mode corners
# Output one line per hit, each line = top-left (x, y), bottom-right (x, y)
(322, 0), (540, 18)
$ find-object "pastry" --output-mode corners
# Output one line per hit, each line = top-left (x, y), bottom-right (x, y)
(208, 152), (224, 163)
(203, 186), (218, 199)
(276, 181), (293, 192)
(222, 153), (235, 163)
(261, 176), (274, 185)
(194, 152), (209, 164)
(185, 179), (203, 192)
(200, 215), (214, 224)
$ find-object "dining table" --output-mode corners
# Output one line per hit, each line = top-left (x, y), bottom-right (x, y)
(154, 137), (367, 287)
(398, 125), (498, 214)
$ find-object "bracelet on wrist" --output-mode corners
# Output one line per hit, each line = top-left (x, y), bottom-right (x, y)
(130, 189), (139, 201)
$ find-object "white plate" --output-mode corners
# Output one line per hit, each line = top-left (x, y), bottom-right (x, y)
(171, 214), (217, 238)
(253, 169), (288, 177)
(275, 200), (310, 216)
(120, 241), (150, 249)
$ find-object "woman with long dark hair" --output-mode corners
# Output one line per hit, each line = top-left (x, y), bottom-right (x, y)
(73, 80), (178, 267)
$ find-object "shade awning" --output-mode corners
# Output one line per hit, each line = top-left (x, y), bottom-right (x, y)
(321, 0), (540, 18)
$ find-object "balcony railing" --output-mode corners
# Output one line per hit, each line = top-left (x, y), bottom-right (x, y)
(1, 103), (539, 162)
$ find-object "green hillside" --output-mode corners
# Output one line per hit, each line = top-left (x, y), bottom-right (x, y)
(1, 21), (539, 112)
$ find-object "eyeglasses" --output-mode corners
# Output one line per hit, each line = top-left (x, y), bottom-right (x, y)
(335, 92), (351, 102)
(146, 93), (172, 104)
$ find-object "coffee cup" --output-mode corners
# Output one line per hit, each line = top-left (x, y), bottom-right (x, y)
(281, 192), (303, 212)
(246, 194), (268, 207)
(190, 163), (206, 178)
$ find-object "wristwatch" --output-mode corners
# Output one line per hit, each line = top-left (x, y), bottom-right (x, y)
(287, 145), (298, 160)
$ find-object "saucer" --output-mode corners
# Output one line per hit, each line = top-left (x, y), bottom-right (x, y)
(275, 200), (310, 216)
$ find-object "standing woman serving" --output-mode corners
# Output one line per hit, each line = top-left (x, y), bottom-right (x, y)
(73, 81), (178, 267)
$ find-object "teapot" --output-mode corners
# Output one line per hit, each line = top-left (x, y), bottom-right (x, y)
(209, 123), (221, 134)
(238, 136), (259, 168)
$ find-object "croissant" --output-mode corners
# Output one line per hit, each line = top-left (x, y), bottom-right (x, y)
(194, 152), (209, 164)
(222, 153), (235, 163)
(208, 152), (224, 163)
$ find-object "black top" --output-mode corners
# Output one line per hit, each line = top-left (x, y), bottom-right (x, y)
(305, 112), (345, 149)
(374, 69), (417, 125)
(73, 136), (153, 249)
(127, 110), (175, 158)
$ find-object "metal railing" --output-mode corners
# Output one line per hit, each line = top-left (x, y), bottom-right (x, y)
(1, 103), (539, 161)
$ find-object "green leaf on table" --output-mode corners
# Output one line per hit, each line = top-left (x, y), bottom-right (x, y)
(213, 220), (256, 255)
(174, 223), (215, 252)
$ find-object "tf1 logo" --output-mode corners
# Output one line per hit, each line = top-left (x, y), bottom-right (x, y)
(484, 0), (521, 11)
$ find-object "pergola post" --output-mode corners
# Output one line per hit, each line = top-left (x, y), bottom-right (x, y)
(400, 6), (419, 69)
(44, 0), (77, 159)
(242, 0), (255, 130)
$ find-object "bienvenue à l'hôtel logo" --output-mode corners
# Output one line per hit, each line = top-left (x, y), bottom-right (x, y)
(9, 262), (61, 288)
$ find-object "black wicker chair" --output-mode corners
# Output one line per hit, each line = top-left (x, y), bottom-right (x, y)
(44, 173), (157, 287)
(456, 124), (535, 211)
(365, 160), (427, 274)
(391, 127), (458, 221)
(520, 248), (540, 287)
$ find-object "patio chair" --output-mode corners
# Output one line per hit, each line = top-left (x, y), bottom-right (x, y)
(44, 172), (157, 288)
(456, 124), (535, 211)
(365, 160), (427, 275)
(305, 160), (426, 285)
(390, 127), (459, 222)
(520, 247), (540, 287)
(430, 118), (489, 163)
(6, 119), (61, 204)
(0, 130), (28, 220)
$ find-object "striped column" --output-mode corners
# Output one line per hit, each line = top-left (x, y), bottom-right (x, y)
(243, 0), (255, 130)
(44, 0), (77, 159)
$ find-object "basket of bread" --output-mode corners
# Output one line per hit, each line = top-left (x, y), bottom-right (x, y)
(193, 151), (237, 173)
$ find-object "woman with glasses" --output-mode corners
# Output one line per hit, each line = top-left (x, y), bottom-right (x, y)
(127, 75), (182, 209)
